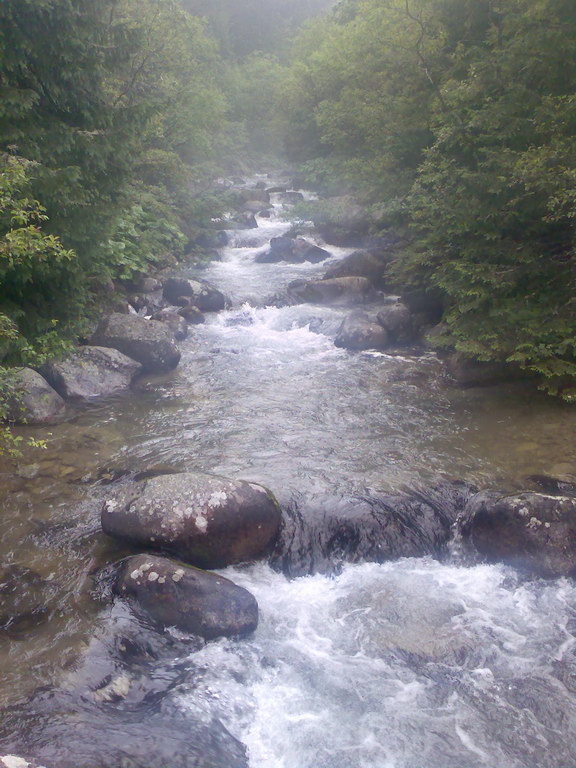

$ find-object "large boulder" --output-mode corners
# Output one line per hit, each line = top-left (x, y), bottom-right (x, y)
(101, 472), (281, 569)
(323, 249), (387, 287)
(273, 482), (475, 577)
(278, 191), (304, 204)
(114, 555), (258, 639)
(3, 368), (65, 425)
(194, 230), (228, 250)
(445, 352), (528, 388)
(237, 187), (269, 203)
(376, 301), (415, 345)
(287, 276), (377, 307)
(150, 310), (188, 341)
(256, 236), (329, 264)
(312, 195), (372, 246)
(41, 346), (142, 402)
(335, 311), (389, 351)
(240, 201), (272, 214)
(90, 314), (180, 374)
(162, 277), (227, 313)
(460, 491), (576, 578)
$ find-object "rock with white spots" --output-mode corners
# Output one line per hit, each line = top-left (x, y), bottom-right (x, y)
(460, 491), (576, 578)
(0, 758), (48, 768)
(101, 472), (281, 568)
(114, 554), (258, 639)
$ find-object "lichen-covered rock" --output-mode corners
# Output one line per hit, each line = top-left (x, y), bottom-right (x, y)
(102, 472), (281, 569)
(335, 311), (389, 351)
(287, 276), (377, 307)
(376, 302), (415, 345)
(41, 346), (142, 401)
(114, 555), (258, 639)
(3, 368), (65, 425)
(90, 314), (180, 373)
(460, 491), (576, 578)
(162, 277), (227, 312)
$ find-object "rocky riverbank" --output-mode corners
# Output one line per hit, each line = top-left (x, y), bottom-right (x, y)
(1, 171), (575, 768)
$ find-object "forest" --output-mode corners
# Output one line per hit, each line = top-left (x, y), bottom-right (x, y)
(1, 0), (575, 407)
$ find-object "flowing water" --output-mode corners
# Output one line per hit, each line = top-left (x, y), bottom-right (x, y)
(1, 173), (576, 767)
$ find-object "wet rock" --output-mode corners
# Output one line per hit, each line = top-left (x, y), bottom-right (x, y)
(376, 302), (415, 345)
(162, 277), (227, 313)
(115, 555), (258, 639)
(335, 311), (389, 351)
(287, 276), (378, 307)
(460, 491), (576, 578)
(101, 472), (282, 569)
(256, 236), (329, 264)
(445, 352), (528, 388)
(150, 310), (188, 341)
(527, 474), (576, 497)
(177, 305), (205, 324)
(0, 757), (49, 768)
(3, 368), (65, 425)
(266, 186), (287, 194)
(273, 482), (475, 577)
(258, 209), (271, 218)
(91, 314), (180, 374)
(323, 249), (388, 287)
(137, 277), (162, 293)
(0, 566), (51, 631)
(41, 347), (142, 402)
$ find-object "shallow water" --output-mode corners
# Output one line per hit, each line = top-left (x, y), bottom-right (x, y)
(1, 173), (575, 766)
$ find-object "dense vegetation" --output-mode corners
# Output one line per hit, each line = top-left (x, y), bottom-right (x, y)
(281, 0), (576, 398)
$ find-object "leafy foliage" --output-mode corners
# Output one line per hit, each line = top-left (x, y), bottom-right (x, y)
(282, 0), (576, 397)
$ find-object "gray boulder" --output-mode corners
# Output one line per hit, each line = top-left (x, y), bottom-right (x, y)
(240, 201), (272, 214)
(376, 302), (415, 345)
(91, 314), (180, 374)
(41, 346), (142, 402)
(0, 565), (51, 631)
(102, 472), (281, 569)
(256, 236), (329, 264)
(278, 191), (304, 204)
(335, 311), (389, 351)
(162, 277), (227, 312)
(177, 305), (205, 324)
(323, 249), (387, 287)
(151, 310), (188, 341)
(287, 276), (377, 307)
(114, 554), (258, 639)
(3, 368), (65, 425)
(237, 188), (270, 203)
(460, 491), (576, 578)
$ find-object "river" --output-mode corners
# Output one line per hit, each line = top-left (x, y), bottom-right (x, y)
(1, 172), (576, 767)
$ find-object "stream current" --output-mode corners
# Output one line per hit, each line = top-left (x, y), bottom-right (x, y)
(1, 173), (576, 767)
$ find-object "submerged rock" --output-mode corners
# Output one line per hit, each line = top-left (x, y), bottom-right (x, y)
(445, 352), (528, 388)
(335, 311), (389, 351)
(41, 346), (142, 401)
(115, 554), (258, 639)
(273, 482), (475, 577)
(3, 368), (65, 425)
(91, 314), (180, 374)
(101, 472), (282, 569)
(0, 566), (51, 631)
(460, 491), (576, 578)
(287, 276), (377, 307)
(162, 277), (227, 312)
